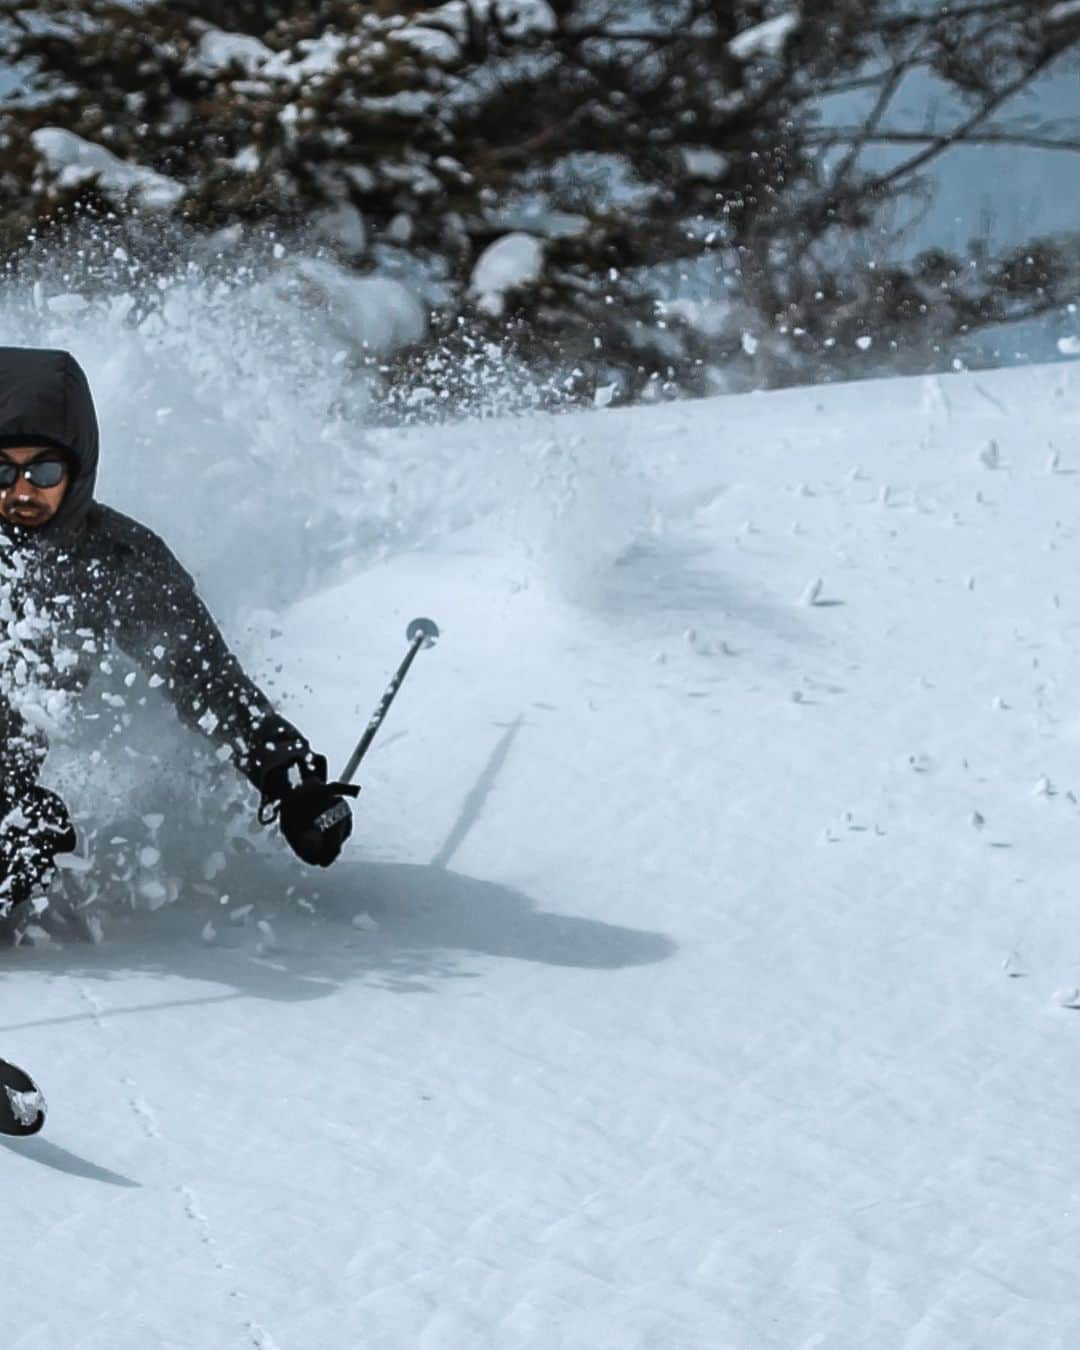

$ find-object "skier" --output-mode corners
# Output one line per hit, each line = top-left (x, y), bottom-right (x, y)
(0, 345), (356, 937)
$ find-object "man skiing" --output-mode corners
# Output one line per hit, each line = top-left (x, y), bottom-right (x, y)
(0, 345), (356, 936)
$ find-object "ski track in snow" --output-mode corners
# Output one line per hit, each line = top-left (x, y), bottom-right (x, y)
(3, 359), (1080, 1346)
(73, 975), (286, 1348)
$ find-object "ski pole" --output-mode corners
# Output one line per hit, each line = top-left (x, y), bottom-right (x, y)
(340, 617), (440, 783)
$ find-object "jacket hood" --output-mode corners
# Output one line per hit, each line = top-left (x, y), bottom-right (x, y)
(0, 346), (99, 541)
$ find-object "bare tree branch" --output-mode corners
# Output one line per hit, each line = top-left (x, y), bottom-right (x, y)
(861, 54), (1059, 195)
(810, 129), (1080, 153)
(829, 55), (916, 199)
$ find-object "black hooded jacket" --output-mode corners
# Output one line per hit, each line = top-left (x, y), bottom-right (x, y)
(0, 346), (311, 804)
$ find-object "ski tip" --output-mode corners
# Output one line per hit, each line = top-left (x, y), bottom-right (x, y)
(0, 1060), (46, 1136)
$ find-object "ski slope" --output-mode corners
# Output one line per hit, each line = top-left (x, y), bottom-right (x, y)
(4, 357), (1080, 1348)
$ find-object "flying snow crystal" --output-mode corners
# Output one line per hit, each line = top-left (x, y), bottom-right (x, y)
(593, 384), (617, 409)
(1034, 776), (1055, 798)
(1054, 988), (1080, 1009)
(970, 811), (985, 830)
(741, 332), (759, 357)
(352, 912), (379, 932)
(1058, 336), (1080, 356)
(855, 336), (873, 352)
(800, 578), (824, 606)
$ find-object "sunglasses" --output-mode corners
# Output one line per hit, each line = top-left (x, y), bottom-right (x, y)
(0, 458), (69, 490)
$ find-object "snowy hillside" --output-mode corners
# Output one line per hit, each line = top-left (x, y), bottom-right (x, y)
(5, 356), (1080, 1348)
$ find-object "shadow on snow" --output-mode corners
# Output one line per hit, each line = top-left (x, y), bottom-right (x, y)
(0, 854), (677, 1020)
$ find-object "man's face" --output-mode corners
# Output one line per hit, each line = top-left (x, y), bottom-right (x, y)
(0, 446), (71, 529)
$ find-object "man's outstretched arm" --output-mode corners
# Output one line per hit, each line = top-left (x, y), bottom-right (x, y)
(112, 529), (353, 865)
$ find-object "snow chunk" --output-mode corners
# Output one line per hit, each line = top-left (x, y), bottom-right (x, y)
(185, 28), (273, 78)
(1057, 335), (1080, 356)
(680, 147), (730, 181)
(470, 233), (546, 317)
(32, 128), (184, 210)
(312, 203), (367, 256)
(46, 293), (89, 316)
(292, 258), (426, 353)
(729, 13), (800, 61)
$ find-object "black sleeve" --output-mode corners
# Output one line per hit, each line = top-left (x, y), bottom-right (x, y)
(111, 530), (313, 791)
(0, 692), (47, 809)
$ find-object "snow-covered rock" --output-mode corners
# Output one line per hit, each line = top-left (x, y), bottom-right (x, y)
(469, 232), (546, 317)
(264, 32), (349, 83)
(1047, 0), (1080, 24)
(728, 12), (800, 61)
(184, 28), (273, 78)
(31, 127), (184, 210)
(680, 147), (731, 181)
(493, 0), (558, 40)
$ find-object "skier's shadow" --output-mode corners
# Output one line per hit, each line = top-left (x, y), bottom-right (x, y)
(0, 1136), (140, 1188)
(0, 855), (675, 1009)
(0, 713), (675, 1006)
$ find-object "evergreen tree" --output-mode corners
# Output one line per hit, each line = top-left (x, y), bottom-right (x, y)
(1, 0), (1078, 403)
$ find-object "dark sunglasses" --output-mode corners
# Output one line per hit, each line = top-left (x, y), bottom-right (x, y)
(0, 458), (69, 490)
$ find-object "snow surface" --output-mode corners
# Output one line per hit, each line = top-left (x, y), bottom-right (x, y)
(5, 348), (1080, 1345)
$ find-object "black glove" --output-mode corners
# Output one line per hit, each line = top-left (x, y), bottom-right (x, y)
(259, 755), (359, 868)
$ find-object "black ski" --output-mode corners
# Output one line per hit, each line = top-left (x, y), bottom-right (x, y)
(0, 1058), (46, 1136)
